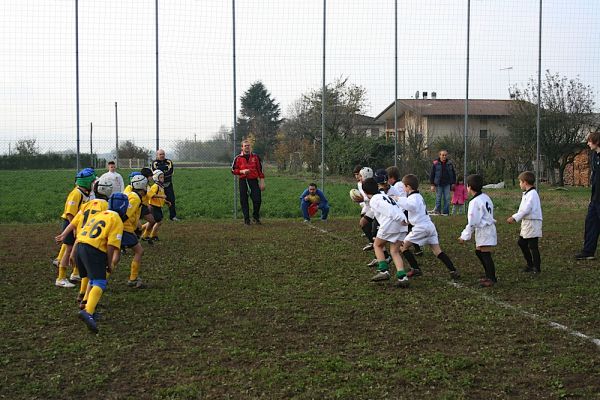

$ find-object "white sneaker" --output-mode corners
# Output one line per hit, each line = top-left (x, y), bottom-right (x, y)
(52, 259), (59, 267)
(362, 243), (374, 251)
(371, 270), (391, 282)
(366, 258), (379, 267)
(70, 273), (81, 282)
(55, 278), (75, 288)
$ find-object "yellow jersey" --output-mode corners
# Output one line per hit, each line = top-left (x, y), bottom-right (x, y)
(124, 185), (151, 205)
(148, 184), (166, 207)
(123, 191), (143, 233)
(77, 210), (124, 253)
(71, 199), (109, 231)
(61, 187), (89, 220)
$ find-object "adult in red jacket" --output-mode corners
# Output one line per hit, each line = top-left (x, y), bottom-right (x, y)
(231, 140), (266, 225)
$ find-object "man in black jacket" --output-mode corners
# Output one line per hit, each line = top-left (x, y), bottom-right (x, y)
(152, 149), (179, 221)
(576, 131), (600, 260)
(429, 150), (456, 215)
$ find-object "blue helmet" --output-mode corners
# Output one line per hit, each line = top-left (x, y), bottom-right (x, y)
(75, 168), (97, 189)
(129, 171), (142, 181)
(374, 169), (388, 184)
(108, 192), (129, 218)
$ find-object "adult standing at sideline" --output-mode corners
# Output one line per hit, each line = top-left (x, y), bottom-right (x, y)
(429, 149), (456, 215)
(152, 149), (179, 221)
(99, 161), (125, 193)
(231, 139), (265, 225)
(576, 131), (600, 260)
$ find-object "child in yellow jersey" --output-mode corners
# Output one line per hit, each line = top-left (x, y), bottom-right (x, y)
(55, 168), (96, 288)
(56, 175), (114, 305)
(75, 192), (128, 333)
(121, 174), (148, 288)
(126, 169), (156, 240)
(144, 170), (171, 243)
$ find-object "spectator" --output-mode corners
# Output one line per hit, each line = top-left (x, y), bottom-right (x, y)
(429, 149), (456, 215)
(99, 161), (124, 193)
(152, 149), (178, 221)
(231, 139), (265, 225)
(299, 183), (329, 222)
(576, 131), (600, 260)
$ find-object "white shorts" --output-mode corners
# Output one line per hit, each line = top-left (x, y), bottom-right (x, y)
(377, 230), (407, 244)
(520, 219), (542, 239)
(404, 223), (439, 246)
(475, 224), (497, 247)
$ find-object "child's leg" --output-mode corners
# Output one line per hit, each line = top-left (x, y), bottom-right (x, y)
(528, 237), (541, 272)
(69, 245), (79, 278)
(476, 246), (497, 282)
(518, 236), (533, 270)
(128, 243), (144, 285)
(451, 204), (456, 215)
(55, 244), (66, 265)
(430, 244), (458, 273)
(57, 244), (73, 281)
(459, 204), (465, 214)
(150, 221), (162, 238)
(360, 217), (374, 244)
(389, 242), (405, 275)
(371, 238), (391, 281)
(401, 240), (420, 273)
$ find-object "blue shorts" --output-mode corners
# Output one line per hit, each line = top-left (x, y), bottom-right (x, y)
(141, 204), (151, 216)
(61, 219), (76, 246)
(121, 231), (139, 248)
(75, 243), (107, 280)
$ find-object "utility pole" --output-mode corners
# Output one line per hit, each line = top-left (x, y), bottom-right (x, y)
(90, 122), (93, 167)
(115, 102), (119, 165)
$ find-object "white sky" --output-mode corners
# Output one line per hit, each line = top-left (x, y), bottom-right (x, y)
(0, 0), (599, 155)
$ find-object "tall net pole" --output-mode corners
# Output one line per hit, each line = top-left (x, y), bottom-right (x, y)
(232, 0), (238, 219)
(463, 0), (471, 178)
(536, 0), (543, 186)
(321, 0), (326, 190)
(75, 0), (80, 171)
(394, 0), (398, 167)
(155, 0), (160, 150)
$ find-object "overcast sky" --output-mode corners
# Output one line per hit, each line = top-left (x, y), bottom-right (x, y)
(0, 0), (599, 155)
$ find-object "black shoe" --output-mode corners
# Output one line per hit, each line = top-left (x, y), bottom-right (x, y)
(575, 252), (595, 260)
(522, 266), (534, 273)
(253, 218), (261, 225)
(244, 219), (251, 225)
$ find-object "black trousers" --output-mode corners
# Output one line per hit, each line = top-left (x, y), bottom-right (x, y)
(239, 178), (261, 221)
(164, 183), (176, 219)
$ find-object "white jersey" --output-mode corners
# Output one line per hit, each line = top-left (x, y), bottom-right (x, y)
(358, 181), (373, 218)
(396, 191), (431, 228)
(369, 193), (408, 235)
(460, 192), (497, 246)
(512, 188), (542, 222)
(391, 181), (407, 199)
(100, 171), (125, 193)
(385, 185), (403, 199)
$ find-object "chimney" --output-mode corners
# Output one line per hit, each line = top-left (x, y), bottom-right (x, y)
(422, 91), (428, 99)
(431, 91), (437, 99)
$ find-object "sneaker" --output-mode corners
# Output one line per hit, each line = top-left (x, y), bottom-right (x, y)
(127, 277), (145, 289)
(69, 273), (81, 282)
(406, 268), (422, 278)
(428, 209), (440, 215)
(362, 243), (374, 252)
(253, 218), (262, 225)
(244, 219), (251, 225)
(394, 275), (410, 288)
(575, 252), (595, 260)
(441, 213), (449, 216)
(55, 278), (75, 288)
(479, 278), (495, 287)
(51, 258), (59, 268)
(92, 312), (102, 321)
(371, 270), (391, 282)
(366, 258), (379, 268)
(449, 270), (461, 280)
(78, 310), (98, 333)
(170, 217), (180, 222)
(303, 219), (311, 223)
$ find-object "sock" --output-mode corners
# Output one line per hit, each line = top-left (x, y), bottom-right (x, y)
(57, 265), (67, 280)
(141, 227), (150, 239)
(396, 270), (407, 279)
(480, 251), (497, 281)
(56, 244), (66, 263)
(437, 252), (456, 272)
(518, 237), (533, 268)
(85, 286), (104, 314)
(402, 249), (419, 270)
(79, 277), (89, 295)
(377, 260), (388, 272)
(129, 260), (140, 281)
(71, 265), (79, 277)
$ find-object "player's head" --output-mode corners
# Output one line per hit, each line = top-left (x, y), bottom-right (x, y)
(140, 167), (153, 179)
(308, 183), (317, 194)
(130, 175), (148, 193)
(108, 192), (129, 219)
(518, 171), (535, 186)
(456, 175), (464, 184)
(152, 169), (164, 183)
(107, 160), (116, 172)
(386, 166), (400, 182)
(75, 168), (97, 190)
(359, 167), (373, 182)
(374, 169), (388, 184)
(93, 175), (113, 200)
(402, 174), (419, 191)
(353, 165), (362, 181)
(587, 131), (600, 147)
(467, 174), (484, 193)
(361, 178), (379, 196)
(129, 171), (142, 184)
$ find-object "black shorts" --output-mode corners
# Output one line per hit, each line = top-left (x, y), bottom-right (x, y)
(121, 231), (139, 248)
(151, 206), (163, 223)
(61, 219), (76, 246)
(75, 243), (107, 280)
(141, 204), (151, 216)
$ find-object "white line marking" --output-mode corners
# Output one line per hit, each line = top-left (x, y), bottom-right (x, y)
(305, 222), (600, 349)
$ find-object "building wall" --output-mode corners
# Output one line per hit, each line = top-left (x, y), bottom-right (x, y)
(563, 149), (591, 187)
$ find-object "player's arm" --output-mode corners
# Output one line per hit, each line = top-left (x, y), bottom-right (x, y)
(106, 245), (119, 274)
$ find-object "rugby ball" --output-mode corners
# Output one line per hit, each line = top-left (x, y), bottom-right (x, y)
(306, 194), (320, 204)
(349, 188), (363, 202)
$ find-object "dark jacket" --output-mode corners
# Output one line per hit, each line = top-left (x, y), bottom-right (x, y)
(591, 151), (600, 203)
(430, 158), (456, 186)
(152, 159), (174, 184)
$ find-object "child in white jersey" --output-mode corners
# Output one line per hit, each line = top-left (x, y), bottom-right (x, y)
(361, 178), (410, 288)
(507, 171), (542, 273)
(387, 166), (423, 256)
(396, 174), (460, 280)
(459, 174), (498, 287)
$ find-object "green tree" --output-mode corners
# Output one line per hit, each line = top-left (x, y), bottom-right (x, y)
(117, 140), (151, 161)
(15, 138), (39, 156)
(509, 71), (596, 185)
(237, 81), (281, 159)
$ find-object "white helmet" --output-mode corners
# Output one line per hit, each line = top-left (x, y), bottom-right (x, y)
(359, 167), (373, 180)
(131, 175), (148, 190)
(152, 169), (164, 182)
(94, 175), (114, 198)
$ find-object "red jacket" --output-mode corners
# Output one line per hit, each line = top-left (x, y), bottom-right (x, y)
(231, 152), (265, 180)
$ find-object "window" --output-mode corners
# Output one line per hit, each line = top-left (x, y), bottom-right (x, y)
(479, 129), (488, 139)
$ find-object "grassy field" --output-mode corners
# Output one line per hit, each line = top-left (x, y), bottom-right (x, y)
(1, 169), (600, 399)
